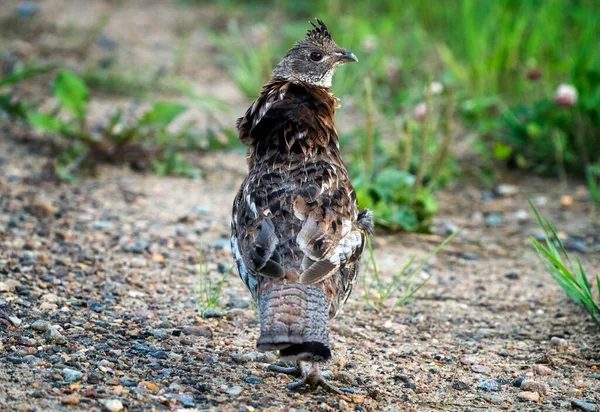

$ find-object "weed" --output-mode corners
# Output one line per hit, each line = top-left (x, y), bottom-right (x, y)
(529, 199), (600, 325)
(587, 164), (600, 223)
(197, 248), (230, 313)
(363, 230), (458, 308)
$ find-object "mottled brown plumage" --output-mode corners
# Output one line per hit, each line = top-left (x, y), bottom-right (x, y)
(231, 19), (372, 393)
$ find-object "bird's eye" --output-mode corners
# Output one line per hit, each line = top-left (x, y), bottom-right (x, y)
(310, 51), (323, 62)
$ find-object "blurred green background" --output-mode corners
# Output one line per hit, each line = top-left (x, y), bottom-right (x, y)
(1, 0), (599, 230)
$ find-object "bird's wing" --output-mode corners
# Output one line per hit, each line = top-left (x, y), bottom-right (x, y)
(294, 184), (370, 285)
(233, 186), (285, 279)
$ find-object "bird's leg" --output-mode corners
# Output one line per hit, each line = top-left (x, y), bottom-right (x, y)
(269, 361), (343, 394)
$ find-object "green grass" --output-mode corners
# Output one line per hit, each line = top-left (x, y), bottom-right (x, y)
(529, 199), (600, 325)
(363, 230), (458, 308)
(196, 248), (230, 313)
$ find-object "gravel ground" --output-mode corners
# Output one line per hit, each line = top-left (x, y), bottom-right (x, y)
(1, 1), (600, 411)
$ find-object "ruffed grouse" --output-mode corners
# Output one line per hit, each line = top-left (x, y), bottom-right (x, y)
(231, 19), (373, 393)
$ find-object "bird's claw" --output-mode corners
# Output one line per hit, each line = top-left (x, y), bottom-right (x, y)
(268, 361), (345, 395)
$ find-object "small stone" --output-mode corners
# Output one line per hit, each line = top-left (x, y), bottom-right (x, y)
(173, 394), (195, 408)
(25, 199), (55, 217)
(93, 221), (114, 230)
(152, 350), (168, 359)
(130, 257), (147, 268)
(512, 377), (524, 387)
(227, 386), (243, 396)
(61, 393), (80, 405)
(571, 399), (597, 412)
(244, 376), (264, 385)
(0, 282), (11, 292)
(39, 302), (58, 311)
(104, 399), (124, 412)
(534, 365), (552, 376)
(182, 326), (213, 338)
(478, 380), (501, 392)
(505, 269), (520, 280)
(485, 213), (503, 228)
(460, 252), (481, 262)
(231, 352), (257, 364)
(495, 184), (518, 197)
(452, 380), (469, 391)
(149, 329), (168, 339)
(513, 209), (529, 221)
(521, 379), (548, 395)
(561, 195), (574, 208)
(201, 309), (227, 318)
(62, 368), (83, 383)
(550, 336), (568, 349)
(139, 381), (159, 392)
(41, 293), (58, 303)
(518, 391), (540, 402)
(45, 328), (66, 345)
(471, 364), (491, 374)
(31, 319), (51, 332)
(8, 316), (22, 326)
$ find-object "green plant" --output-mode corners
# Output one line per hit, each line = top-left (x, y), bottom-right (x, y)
(352, 82), (455, 232)
(22, 69), (203, 179)
(363, 230), (457, 308)
(197, 248), (230, 313)
(587, 164), (600, 222)
(0, 63), (53, 120)
(529, 199), (600, 325)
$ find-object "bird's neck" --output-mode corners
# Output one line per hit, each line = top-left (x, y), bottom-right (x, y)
(238, 80), (342, 167)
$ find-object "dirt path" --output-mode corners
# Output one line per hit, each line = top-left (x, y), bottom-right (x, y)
(1, 1), (599, 411)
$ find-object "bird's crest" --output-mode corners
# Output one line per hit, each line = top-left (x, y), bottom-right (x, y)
(306, 18), (332, 41)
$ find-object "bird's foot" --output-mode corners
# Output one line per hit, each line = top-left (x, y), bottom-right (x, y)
(268, 361), (344, 394)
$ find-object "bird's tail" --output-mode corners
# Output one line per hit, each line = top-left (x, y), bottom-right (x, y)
(256, 282), (331, 361)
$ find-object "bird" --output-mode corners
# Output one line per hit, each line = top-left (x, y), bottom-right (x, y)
(231, 18), (373, 393)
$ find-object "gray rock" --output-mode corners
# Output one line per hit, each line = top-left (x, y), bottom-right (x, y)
(485, 213), (503, 227)
(495, 184), (518, 197)
(104, 399), (124, 412)
(93, 221), (114, 230)
(31, 319), (51, 332)
(505, 269), (520, 280)
(244, 376), (264, 385)
(62, 368), (83, 383)
(452, 380), (469, 391)
(226, 385), (243, 396)
(478, 380), (501, 392)
(149, 329), (169, 339)
(8, 316), (21, 326)
(16, 2), (38, 17)
(571, 399), (597, 412)
(520, 379), (548, 395)
(173, 394), (195, 408)
(45, 327), (66, 345)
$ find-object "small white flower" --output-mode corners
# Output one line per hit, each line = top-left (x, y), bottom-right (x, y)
(425, 81), (444, 95)
(414, 102), (427, 122)
(555, 84), (578, 107)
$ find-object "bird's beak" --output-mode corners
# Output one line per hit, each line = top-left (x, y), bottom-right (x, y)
(340, 50), (358, 63)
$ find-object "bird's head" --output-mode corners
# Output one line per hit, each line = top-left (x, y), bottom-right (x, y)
(272, 18), (358, 88)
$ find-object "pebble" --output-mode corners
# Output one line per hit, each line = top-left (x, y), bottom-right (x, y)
(130, 257), (148, 268)
(62, 368), (83, 383)
(202, 309), (227, 318)
(520, 379), (548, 395)
(534, 365), (552, 376)
(561, 195), (574, 208)
(461, 252), (479, 261)
(452, 380), (469, 391)
(227, 386), (243, 396)
(550, 336), (568, 349)
(104, 399), (124, 412)
(484, 213), (503, 227)
(471, 364), (491, 374)
(93, 221), (114, 230)
(61, 393), (80, 405)
(45, 327), (66, 345)
(173, 394), (195, 408)
(505, 269), (520, 280)
(495, 184), (518, 197)
(478, 380), (501, 392)
(150, 329), (169, 339)
(31, 319), (51, 332)
(9, 316), (22, 326)
(571, 399), (597, 412)
(182, 326), (213, 338)
(244, 375), (265, 385)
(518, 391), (540, 402)
(152, 350), (168, 359)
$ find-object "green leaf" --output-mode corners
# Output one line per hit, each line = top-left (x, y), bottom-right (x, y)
(27, 112), (62, 134)
(139, 102), (187, 128)
(493, 142), (512, 160)
(54, 70), (89, 120)
(0, 64), (53, 88)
